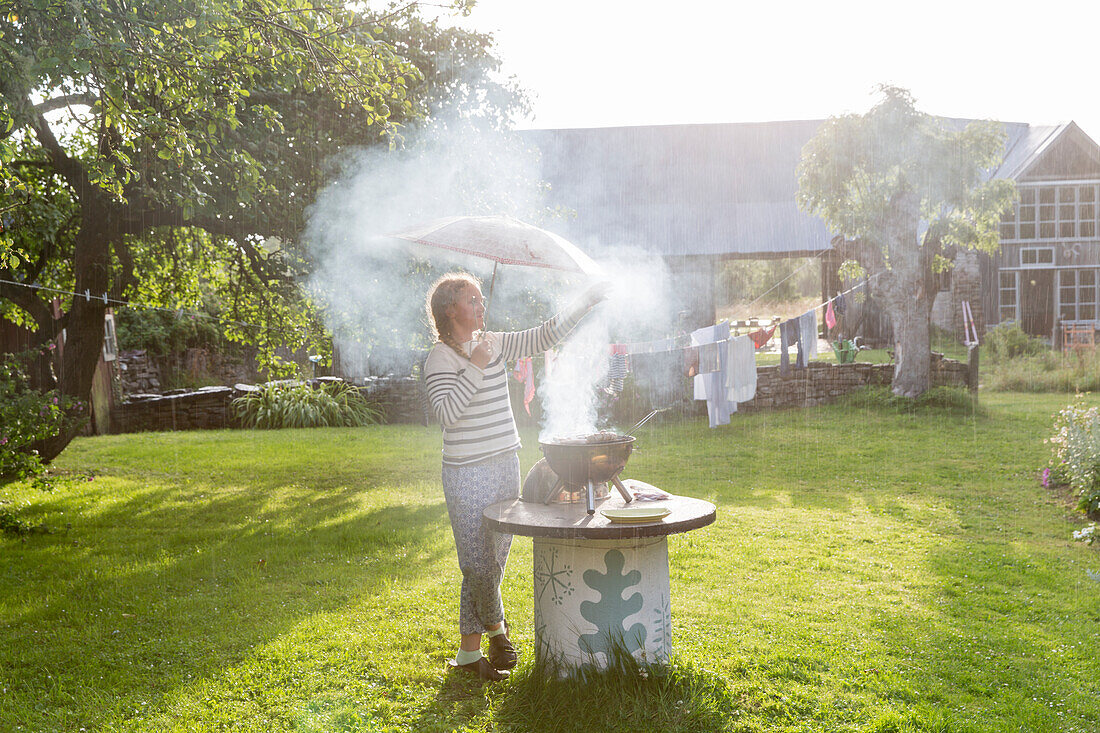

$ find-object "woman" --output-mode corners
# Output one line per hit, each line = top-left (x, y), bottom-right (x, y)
(423, 272), (604, 680)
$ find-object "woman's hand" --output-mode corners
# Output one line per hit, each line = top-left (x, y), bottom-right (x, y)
(582, 280), (613, 308)
(470, 335), (494, 368)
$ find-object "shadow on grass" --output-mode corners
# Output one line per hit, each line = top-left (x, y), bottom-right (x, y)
(1, 449), (451, 730)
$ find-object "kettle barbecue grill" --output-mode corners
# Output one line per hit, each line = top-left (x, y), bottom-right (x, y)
(530, 433), (636, 515)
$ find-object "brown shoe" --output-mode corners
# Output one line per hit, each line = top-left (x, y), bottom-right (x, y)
(487, 626), (519, 670)
(450, 656), (509, 681)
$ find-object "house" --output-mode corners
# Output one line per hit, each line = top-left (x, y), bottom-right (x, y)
(524, 120), (1100, 345)
(982, 123), (1100, 343)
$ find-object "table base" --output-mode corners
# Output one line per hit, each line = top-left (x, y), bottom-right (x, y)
(533, 536), (672, 674)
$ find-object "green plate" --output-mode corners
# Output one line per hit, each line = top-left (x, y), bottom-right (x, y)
(601, 507), (671, 524)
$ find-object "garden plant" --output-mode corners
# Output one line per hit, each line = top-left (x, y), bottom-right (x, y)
(232, 381), (383, 430)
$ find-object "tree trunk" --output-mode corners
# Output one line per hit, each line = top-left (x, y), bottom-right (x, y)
(889, 298), (932, 397)
(34, 214), (112, 462)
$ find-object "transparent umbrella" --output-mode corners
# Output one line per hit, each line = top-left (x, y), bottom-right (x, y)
(387, 215), (602, 320)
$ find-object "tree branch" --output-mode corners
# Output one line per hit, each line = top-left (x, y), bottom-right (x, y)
(0, 276), (56, 333)
(0, 75), (93, 194)
(34, 93), (100, 115)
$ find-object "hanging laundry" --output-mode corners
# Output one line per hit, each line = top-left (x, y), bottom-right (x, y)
(512, 357), (536, 415)
(543, 348), (558, 383)
(622, 333), (691, 355)
(749, 325), (776, 348)
(683, 346), (700, 379)
(834, 291), (847, 315)
(691, 323), (732, 428)
(779, 318), (803, 375)
(629, 349), (682, 411)
(726, 335), (757, 405)
(799, 310), (819, 360)
(606, 346), (628, 396)
(825, 300), (837, 330)
(698, 341), (720, 373)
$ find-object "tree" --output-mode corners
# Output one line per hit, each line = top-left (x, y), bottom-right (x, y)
(797, 86), (1016, 397)
(0, 0), (515, 460)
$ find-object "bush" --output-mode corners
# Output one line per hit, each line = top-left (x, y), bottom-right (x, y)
(983, 321), (1047, 361)
(0, 346), (87, 482)
(1047, 398), (1100, 516)
(232, 381), (382, 429)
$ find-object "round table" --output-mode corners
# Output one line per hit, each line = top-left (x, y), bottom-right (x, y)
(484, 484), (715, 673)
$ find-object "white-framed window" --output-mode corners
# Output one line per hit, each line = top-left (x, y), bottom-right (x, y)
(1020, 247), (1055, 267)
(1002, 184), (1100, 241)
(1059, 269), (1099, 322)
(999, 271), (1019, 322)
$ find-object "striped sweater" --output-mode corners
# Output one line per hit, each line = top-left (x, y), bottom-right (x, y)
(424, 300), (590, 466)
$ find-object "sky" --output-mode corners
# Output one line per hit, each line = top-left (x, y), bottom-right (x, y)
(444, 0), (1100, 141)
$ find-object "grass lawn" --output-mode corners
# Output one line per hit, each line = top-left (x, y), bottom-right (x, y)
(2, 390), (1099, 732)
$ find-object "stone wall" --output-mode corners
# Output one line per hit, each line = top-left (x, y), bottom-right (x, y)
(113, 386), (237, 433)
(109, 377), (430, 434)
(107, 356), (972, 434)
(736, 353), (971, 412)
(117, 350), (162, 393)
(360, 376), (429, 425)
(117, 348), (263, 395)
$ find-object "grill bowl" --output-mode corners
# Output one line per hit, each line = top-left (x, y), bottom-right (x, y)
(539, 434), (635, 486)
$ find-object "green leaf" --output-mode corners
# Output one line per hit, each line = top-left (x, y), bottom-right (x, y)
(157, 149), (173, 160)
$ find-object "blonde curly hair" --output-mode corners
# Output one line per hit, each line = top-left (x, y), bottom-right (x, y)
(426, 272), (482, 359)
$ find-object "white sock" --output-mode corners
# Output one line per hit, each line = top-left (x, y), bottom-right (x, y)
(485, 625), (506, 638)
(455, 648), (482, 665)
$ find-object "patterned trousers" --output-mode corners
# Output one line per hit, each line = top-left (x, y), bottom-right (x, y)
(441, 451), (520, 635)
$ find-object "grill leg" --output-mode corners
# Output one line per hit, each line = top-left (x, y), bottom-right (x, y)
(544, 478), (565, 504)
(585, 481), (596, 515)
(611, 475), (633, 503)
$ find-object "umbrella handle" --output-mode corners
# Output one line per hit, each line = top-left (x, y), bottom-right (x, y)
(484, 261), (498, 330)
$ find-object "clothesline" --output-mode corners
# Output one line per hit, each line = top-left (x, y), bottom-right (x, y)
(812, 270), (885, 312)
(0, 276), (304, 335)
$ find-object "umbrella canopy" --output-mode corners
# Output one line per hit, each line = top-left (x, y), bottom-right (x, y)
(387, 215), (603, 277)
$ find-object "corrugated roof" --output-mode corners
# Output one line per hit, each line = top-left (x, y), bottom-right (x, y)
(524, 118), (1083, 259)
(994, 123), (1065, 180)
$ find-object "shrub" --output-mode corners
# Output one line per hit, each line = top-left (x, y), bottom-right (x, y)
(232, 381), (382, 429)
(1, 346), (87, 482)
(983, 321), (1047, 361)
(1047, 398), (1100, 515)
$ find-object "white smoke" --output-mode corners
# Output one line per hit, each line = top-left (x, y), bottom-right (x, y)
(538, 249), (675, 439)
(304, 116), (680, 435)
(303, 114), (560, 376)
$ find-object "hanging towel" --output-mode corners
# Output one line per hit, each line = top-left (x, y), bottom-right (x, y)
(825, 300), (837, 330)
(726, 335), (757, 405)
(799, 310), (818, 361)
(691, 323), (732, 428)
(749, 325), (776, 348)
(512, 357), (536, 415)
